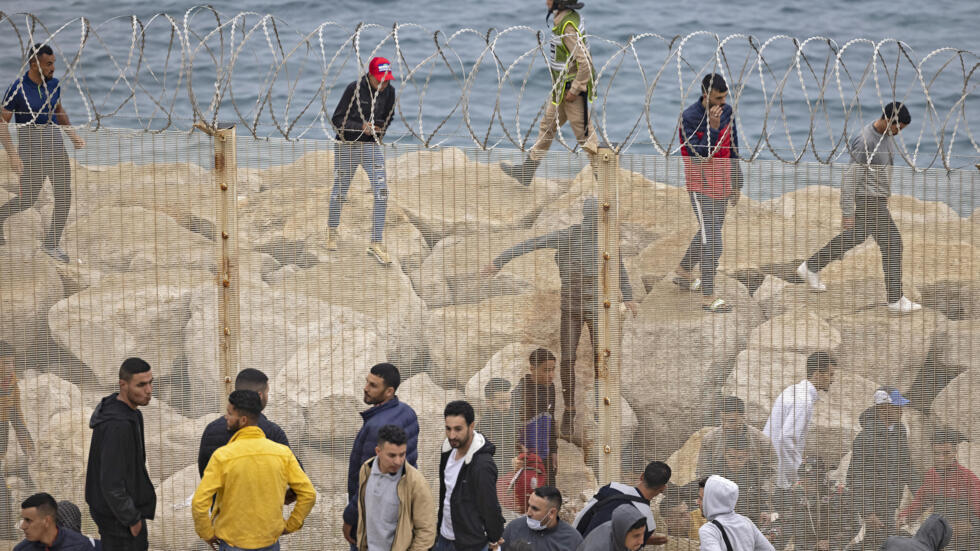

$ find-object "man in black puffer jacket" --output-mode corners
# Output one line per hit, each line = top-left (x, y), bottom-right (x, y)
(85, 358), (156, 551)
(435, 400), (505, 551)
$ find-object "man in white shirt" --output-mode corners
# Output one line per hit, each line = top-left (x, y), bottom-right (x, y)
(763, 352), (837, 489)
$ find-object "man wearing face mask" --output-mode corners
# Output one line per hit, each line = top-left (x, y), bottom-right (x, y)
(192, 390), (316, 551)
(502, 487), (582, 551)
(483, 197), (637, 443)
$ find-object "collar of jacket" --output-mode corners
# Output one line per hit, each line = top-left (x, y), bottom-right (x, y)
(361, 396), (402, 420)
(440, 431), (486, 465)
(229, 425), (265, 443)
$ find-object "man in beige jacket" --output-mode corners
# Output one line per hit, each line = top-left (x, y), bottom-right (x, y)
(500, 0), (598, 186)
(345, 424), (435, 551)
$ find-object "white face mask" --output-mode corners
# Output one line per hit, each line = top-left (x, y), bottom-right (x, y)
(526, 512), (552, 531)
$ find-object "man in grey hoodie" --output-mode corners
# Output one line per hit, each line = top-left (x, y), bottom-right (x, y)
(882, 514), (951, 551)
(796, 102), (921, 313)
(576, 504), (647, 551)
(482, 197), (637, 439)
(697, 475), (774, 551)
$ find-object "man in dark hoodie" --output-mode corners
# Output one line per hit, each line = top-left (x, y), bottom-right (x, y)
(85, 358), (155, 551)
(847, 386), (917, 551)
(573, 460), (671, 544)
(882, 514), (951, 551)
(483, 197), (637, 440)
(576, 504), (648, 551)
(14, 493), (100, 551)
(326, 56), (396, 266)
(436, 400), (505, 551)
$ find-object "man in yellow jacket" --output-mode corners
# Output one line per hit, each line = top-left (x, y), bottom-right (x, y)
(192, 390), (316, 551)
(344, 424), (435, 551)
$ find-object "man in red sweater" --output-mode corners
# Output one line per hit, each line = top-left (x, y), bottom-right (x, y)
(900, 427), (980, 528)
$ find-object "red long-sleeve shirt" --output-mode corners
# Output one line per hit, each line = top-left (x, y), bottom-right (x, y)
(901, 464), (980, 521)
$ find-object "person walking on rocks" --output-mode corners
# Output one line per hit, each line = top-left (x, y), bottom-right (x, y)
(482, 198), (637, 441)
(198, 368), (293, 477)
(84, 358), (156, 551)
(499, 0), (598, 187)
(0, 44), (85, 262)
(435, 400), (505, 551)
(674, 73), (743, 314)
(326, 56), (396, 266)
(0, 341), (36, 468)
(344, 363), (420, 549)
(796, 102), (922, 313)
(192, 390), (316, 551)
(848, 386), (917, 550)
(344, 424), (435, 551)
(763, 352), (836, 490)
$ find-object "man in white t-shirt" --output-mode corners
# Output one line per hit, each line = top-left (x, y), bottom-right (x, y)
(435, 401), (505, 551)
(763, 352), (836, 489)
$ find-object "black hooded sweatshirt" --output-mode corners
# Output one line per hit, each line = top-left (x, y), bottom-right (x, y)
(84, 393), (156, 534)
(437, 432), (506, 551)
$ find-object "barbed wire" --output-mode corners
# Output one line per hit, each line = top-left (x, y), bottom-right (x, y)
(0, 8), (976, 169)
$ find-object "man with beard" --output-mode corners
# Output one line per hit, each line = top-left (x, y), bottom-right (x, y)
(696, 396), (774, 488)
(192, 390), (316, 551)
(344, 363), (420, 548)
(435, 400), (505, 551)
(84, 358), (155, 551)
(197, 369), (292, 477)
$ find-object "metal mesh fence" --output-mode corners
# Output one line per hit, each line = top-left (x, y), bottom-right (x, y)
(0, 124), (977, 550)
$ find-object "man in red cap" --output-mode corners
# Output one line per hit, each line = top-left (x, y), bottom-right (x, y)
(327, 56), (396, 266)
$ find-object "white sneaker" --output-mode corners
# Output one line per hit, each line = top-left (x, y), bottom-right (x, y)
(887, 296), (923, 314)
(796, 262), (826, 292)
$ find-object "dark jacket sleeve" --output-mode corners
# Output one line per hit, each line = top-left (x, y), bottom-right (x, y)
(342, 489), (359, 526)
(492, 229), (565, 269)
(681, 105), (732, 158)
(332, 81), (362, 140)
(847, 430), (878, 516)
(197, 430), (212, 479)
(99, 422), (142, 527)
(375, 86), (396, 138)
(618, 256), (633, 301)
(402, 406), (420, 468)
(348, 428), (368, 501)
(474, 457), (506, 542)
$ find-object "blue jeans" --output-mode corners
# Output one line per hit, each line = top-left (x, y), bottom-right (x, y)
(679, 191), (729, 296)
(434, 534), (488, 551)
(218, 541), (279, 551)
(328, 141), (388, 242)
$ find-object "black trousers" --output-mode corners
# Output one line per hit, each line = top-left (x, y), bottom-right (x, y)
(99, 525), (149, 551)
(0, 125), (72, 247)
(805, 195), (903, 303)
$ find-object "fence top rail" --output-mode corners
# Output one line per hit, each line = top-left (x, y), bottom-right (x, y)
(0, 9), (976, 169)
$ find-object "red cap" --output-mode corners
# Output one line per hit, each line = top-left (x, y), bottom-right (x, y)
(368, 57), (395, 82)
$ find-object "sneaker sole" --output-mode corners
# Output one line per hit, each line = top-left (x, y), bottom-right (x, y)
(366, 249), (391, 266)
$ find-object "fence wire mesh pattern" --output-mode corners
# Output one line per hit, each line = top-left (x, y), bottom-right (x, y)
(0, 10), (976, 166)
(0, 9), (978, 551)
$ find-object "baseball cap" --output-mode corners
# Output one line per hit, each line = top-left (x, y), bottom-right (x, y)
(873, 387), (910, 406)
(368, 57), (395, 82)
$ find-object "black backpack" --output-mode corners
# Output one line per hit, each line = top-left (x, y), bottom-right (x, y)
(574, 491), (648, 537)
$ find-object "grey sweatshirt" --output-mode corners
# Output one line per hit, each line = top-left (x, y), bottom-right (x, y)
(491, 198), (633, 308)
(502, 517), (583, 551)
(882, 514), (951, 551)
(841, 122), (900, 217)
(576, 504), (646, 551)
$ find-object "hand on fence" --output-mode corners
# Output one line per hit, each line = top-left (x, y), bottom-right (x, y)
(624, 301), (638, 317)
(729, 189), (740, 206)
(481, 264), (500, 277)
(70, 134), (86, 149)
(842, 216), (855, 230)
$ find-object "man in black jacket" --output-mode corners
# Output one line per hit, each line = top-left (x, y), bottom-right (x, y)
(14, 493), (99, 551)
(326, 56), (396, 266)
(847, 386), (918, 551)
(436, 400), (505, 551)
(196, 368), (291, 477)
(84, 358), (156, 551)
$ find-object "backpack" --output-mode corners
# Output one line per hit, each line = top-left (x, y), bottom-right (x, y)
(574, 490), (648, 537)
(496, 452), (546, 514)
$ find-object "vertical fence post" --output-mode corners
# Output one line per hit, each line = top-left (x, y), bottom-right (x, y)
(198, 122), (240, 397)
(595, 147), (622, 484)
